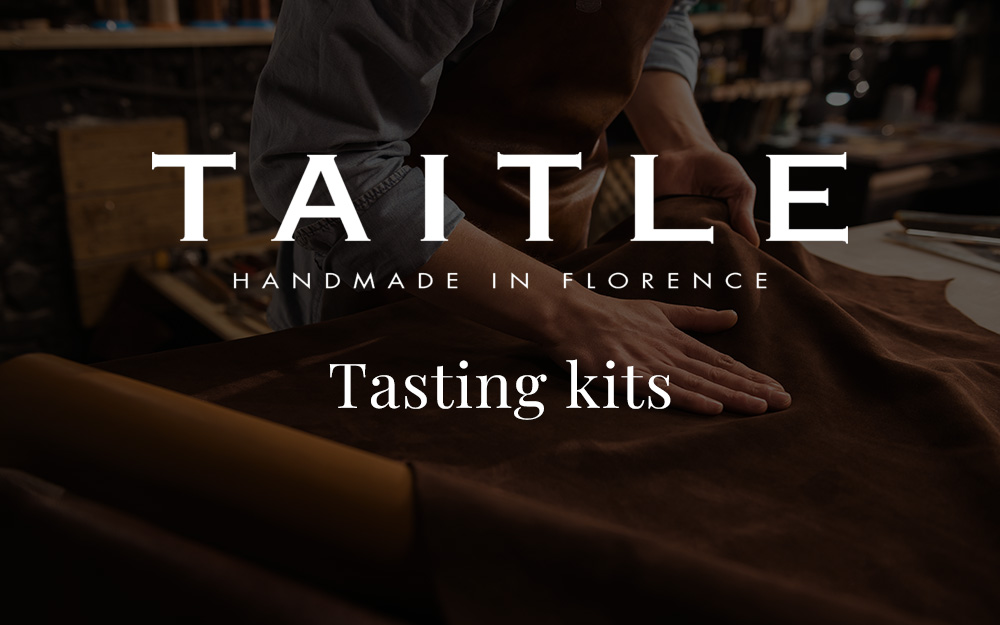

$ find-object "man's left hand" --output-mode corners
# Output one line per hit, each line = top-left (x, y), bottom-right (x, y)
(651, 144), (760, 247)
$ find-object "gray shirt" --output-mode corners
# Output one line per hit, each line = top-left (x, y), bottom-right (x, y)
(250, 0), (700, 329)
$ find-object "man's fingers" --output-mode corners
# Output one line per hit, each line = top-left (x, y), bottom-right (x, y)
(674, 360), (791, 412)
(667, 368), (772, 414)
(647, 376), (724, 415)
(680, 339), (785, 391)
(660, 303), (787, 398)
(636, 366), (785, 416)
(661, 304), (737, 333)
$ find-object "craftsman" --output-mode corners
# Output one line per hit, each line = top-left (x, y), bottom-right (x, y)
(250, 0), (792, 416)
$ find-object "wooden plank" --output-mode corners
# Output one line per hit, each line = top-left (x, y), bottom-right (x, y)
(206, 229), (279, 255)
(72, 221), (264, 329)
(796, 139), (992, 170)
(58, 118), (188, 196)
(141, 271), (269, 340)
(690, 12), (770, 34)
(854, 23), (957, 43)
(699, 79), (812, 103)
(66, 175), (246, 262)
(0, 27), (273, 51)
(69, 175), (247, 327)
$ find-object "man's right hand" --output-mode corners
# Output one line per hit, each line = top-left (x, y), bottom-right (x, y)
(541, 290), (791, 415)
(410, 220), (790, 416)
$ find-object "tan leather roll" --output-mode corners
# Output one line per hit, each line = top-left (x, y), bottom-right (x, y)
(0, 353), (413, 568)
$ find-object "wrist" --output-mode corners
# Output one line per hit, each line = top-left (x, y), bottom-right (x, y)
(626, 70), (714, 153)
(532, 282), (603, 348)
(648, 119), (715, 153)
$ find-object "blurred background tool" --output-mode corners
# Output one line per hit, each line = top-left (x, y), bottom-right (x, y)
(147, 0), (180, 30)
(238, 0), (274, 28)
(885, 230), (1000, 274)
(894, 210), (1000, 239)
(191, 0), (226, 28)
(92, 0), (133, 29)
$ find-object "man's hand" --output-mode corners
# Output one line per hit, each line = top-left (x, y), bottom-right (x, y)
(651, 144), (759, 246)
(626, 70), (760, 246)
(414, 221), (791, 416)
(541, 291), (789, 415)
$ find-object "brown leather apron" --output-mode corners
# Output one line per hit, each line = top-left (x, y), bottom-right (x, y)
(409, 0), (674, 261)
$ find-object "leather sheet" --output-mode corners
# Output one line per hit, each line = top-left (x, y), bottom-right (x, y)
(100, 198), (1000, 624)
(0, 469), (407, 625)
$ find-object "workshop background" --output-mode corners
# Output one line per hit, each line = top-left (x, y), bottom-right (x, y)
(0, 0), (997, 363)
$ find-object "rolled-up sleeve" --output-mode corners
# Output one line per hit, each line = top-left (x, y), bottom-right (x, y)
(643, 0), (700, 89)
(250, 1), (472, 286)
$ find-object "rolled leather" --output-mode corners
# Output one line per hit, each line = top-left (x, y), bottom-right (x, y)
(0, 353), (415, 576)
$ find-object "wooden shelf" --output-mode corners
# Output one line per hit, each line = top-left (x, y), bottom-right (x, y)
(698, 79), (812, 103)
(690, 12), (771, 34)
(794, 137), (994, 170)
(853, 23), (957, 43)
(0, 26), (273, 50)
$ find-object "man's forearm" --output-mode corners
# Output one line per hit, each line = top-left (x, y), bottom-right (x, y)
(625, 70), (714, 153)
(405, 220), (588, 347)
(623, 70), (760, 246)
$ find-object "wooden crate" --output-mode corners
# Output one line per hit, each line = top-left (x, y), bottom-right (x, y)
(68, 176), (246, 327)
(58, 117), (250, 327)
(66, 176), (247, 262)
(58, 118), (188, 195)
(73, 226), (274, 330)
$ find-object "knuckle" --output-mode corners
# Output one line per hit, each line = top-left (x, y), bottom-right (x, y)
(707, 367), (727, 383)
(666, 329), (688, 343)
(716, 353), (737, 368)
(686, 376), (708, 392)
